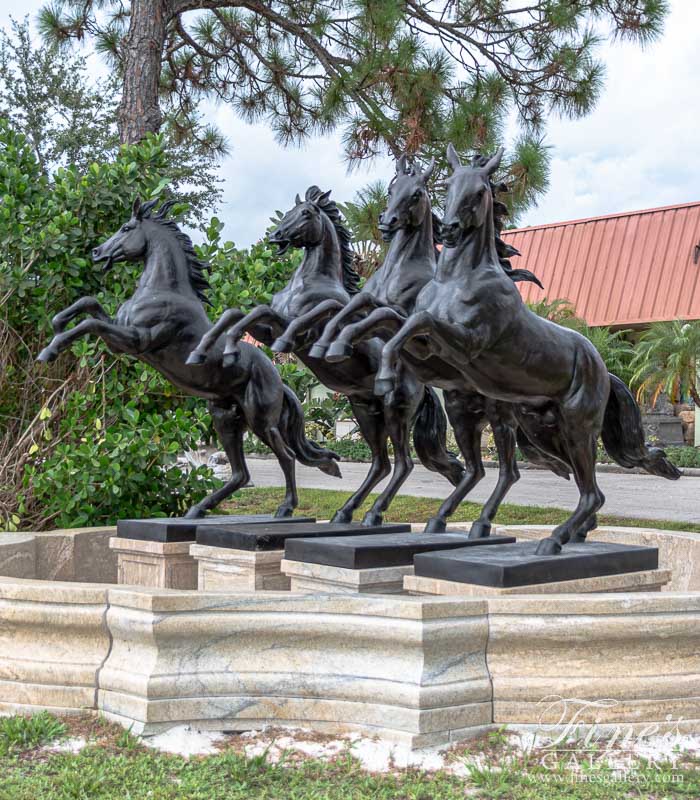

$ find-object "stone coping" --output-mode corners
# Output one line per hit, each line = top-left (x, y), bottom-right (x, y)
(1, 575), (699, 747)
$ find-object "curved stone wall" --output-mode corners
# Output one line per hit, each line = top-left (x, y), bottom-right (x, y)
(1, 576), (698, 746)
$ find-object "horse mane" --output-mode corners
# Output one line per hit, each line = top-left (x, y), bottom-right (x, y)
(305, 186), (360, 295)
(136, 198), (212, 304)
(469, 154), (544, 290)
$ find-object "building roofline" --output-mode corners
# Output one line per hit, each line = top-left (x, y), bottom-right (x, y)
(505, 199), (700, 234)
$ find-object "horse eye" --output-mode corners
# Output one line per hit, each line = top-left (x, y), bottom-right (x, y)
(121, 224), (132, 232)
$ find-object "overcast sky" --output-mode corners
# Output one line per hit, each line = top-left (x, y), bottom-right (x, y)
(2, 0), (699, 245)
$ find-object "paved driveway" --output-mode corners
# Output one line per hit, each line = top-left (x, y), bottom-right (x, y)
(247, 459), (700, 525)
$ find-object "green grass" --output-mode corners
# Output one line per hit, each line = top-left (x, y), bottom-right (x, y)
(223, 487), (700, 533)
(0, 711), (66, 756)
(0, 714), (697, 800)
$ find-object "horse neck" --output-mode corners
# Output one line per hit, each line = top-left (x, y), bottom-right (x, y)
(383, 207), (435, 277)
(299, 214), (343, 285)
(439, 209), (499, 280)
(136, 233), (196, 299)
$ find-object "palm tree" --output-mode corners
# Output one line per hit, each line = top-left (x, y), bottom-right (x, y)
(338, 182), (388, 279)
(527, 298), (583, 329)
(630, 320), (700, 407)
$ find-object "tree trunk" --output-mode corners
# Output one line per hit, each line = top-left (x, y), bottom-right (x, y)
(117, 0), (169, 144)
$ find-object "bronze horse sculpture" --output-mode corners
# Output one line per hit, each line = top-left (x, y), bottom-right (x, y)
(37, 198), (341, 518)
(188, 185), (465, 526)
(361, 145), (680, 554)
(312, 154), (570, 539)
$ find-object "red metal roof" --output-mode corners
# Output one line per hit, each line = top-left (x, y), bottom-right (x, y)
(502, 201), (700, 328)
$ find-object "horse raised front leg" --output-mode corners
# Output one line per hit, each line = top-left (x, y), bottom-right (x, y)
(37, 318), (144, 362)
(374, 312), (435, 396)
(222, 307), (289, 366)
(325, 306), (407, 363)
(51, 296), (112, 334)
(186, 308), (246, 365)
(309, 293), (380, 359)
(271, 299), (344, 353)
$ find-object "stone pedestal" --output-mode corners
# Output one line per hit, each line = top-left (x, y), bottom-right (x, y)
(405, 568), (671, 596)
(191, 544), (290, 591)
(110, 537), (197, 589)
(282, 558), (414, 594)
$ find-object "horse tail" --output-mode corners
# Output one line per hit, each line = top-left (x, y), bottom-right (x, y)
(601, 373), (681, 479)
(280, 386), (342, 478)
(413, 387), (465, 486)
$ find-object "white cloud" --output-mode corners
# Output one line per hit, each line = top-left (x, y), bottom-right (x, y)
(2, 0), (697, 240)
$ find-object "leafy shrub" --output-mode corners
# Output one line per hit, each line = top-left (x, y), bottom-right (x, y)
(0, 121), (300, 529)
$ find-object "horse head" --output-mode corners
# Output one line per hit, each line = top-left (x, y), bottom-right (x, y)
(441, 144), (503, 248)
(92, 197), (172, 270)
(378, 154), (435, 242)
(93, 197), (210, 303)
(268, 186), (332, 255)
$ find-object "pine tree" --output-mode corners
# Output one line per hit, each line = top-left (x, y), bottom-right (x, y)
(38, 0), (667, 188)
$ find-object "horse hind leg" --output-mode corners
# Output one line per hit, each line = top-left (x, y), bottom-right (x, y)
(258, 425), (298, 518)
(425, 394), (486, 533)
(184, 403), (251, 518)
(536, 433), (604, 555)
(469, 404), (520, 539)
(330, 401), (390, 524)
(361, 400), (415, 527)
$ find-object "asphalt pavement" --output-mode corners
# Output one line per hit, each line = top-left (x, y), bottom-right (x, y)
(246, 458), (700, 525)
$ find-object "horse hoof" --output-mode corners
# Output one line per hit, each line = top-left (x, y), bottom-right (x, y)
(185, 350), (207, 366)
(271, 337), (293, 353)
(468, 521), (491, 539)
(535, 537), (562, 556)
(308, 344), (327, 359)
(361, 510), (383, 527)
(274, 505), (294, 518)
(374, 378), (394, 396)
(183, 506), (206, 519)
(424, 517), (447, 533)
(37, 347), (58, 363)
(222, 350), (240, 368)
(330, 509), (353, 524)
(325, 341), (353, 363)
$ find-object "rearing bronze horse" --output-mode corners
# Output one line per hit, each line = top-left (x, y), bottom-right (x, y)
(369, 146), (680, 554)
(188, 185), (464, 526)
(37, 199), (341, 519)
(313, 154), (569, 539)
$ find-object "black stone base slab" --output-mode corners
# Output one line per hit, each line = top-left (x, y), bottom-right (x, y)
(196, 522), (411, 552)
(117, 515), (316, 543)
(413, 541), (659, 588)
(285, 532), (516, 570)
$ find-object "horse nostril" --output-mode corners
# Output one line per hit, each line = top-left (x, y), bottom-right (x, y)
(92, 248), (100, 257)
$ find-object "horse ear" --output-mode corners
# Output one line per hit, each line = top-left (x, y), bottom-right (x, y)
(484, 146), (505, 175)
(295, 193), (302, 206)
(132, 196), (142, 219)
(420, 157), (435, 183)
(446, 143), (461, 171)
(317, 190), (331, 205)
(396, 154), (409, 175)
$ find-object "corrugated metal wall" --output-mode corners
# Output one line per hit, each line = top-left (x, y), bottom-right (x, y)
(503, 201), (700, 327)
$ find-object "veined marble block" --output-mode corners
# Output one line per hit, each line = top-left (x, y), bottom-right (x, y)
(110, 537), (197, 590)
(281, 558), (413, 594)
(191, 544), (290, 591)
